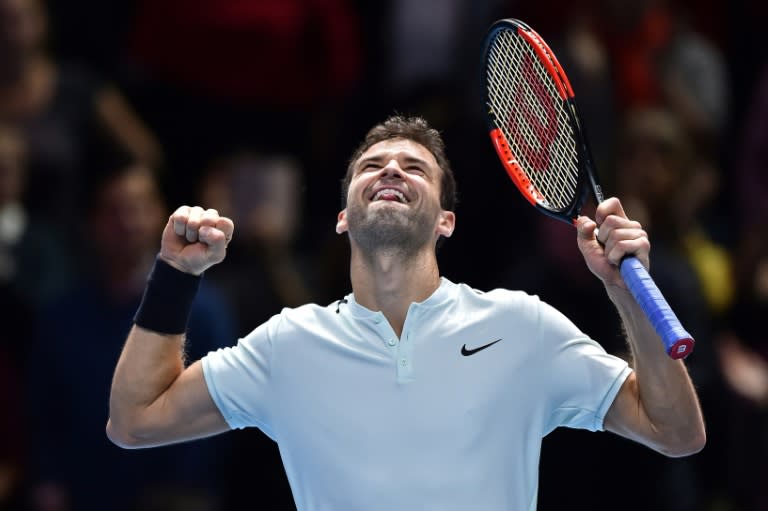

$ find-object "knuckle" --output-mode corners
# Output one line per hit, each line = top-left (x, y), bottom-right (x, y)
(602, 215), (619, 228)
(171, 211), (187, 223)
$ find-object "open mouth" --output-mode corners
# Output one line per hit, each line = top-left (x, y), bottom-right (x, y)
(370, 188), (409, 203)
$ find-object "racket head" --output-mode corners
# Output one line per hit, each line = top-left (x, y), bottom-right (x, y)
(480, 18), (593, 224)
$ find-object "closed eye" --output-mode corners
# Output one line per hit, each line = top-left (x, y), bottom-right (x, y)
(357, 164), (380, 174)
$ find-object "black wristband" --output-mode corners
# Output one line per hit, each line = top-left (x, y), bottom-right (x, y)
(133, 256), (202, 334)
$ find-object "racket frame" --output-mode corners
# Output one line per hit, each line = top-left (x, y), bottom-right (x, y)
(481, 18), (599, 225)
(480, 18), (695, 359)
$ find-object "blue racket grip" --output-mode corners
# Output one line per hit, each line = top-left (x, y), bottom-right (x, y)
(619, 257), (695, 359)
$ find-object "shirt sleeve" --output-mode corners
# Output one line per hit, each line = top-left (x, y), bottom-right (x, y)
(201, 313), (281, 438)
(535, 298), (632, 434)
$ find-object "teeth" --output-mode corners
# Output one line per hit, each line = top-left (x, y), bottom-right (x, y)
(373, 189), (406, 203)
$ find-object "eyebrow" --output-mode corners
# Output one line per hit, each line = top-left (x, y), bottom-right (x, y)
(356, 154), (432, 170)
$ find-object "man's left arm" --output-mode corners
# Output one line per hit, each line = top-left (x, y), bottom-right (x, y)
(576, 198), (706, 457)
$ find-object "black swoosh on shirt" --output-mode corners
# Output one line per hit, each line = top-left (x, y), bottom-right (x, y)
(461, 339), (502, 356)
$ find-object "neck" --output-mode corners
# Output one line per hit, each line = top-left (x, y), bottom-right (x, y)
(349, 243), (441, 337)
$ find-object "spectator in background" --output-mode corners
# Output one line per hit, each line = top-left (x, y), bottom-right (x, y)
(377, 0), (503, 117)
(0, 122), (69, 511)
(0, 121), (70, 309)
(596, 0), (729, 148)
(199, 151), (315, 509)
(723, 73), (768, 499)
(200, 151), (314, 336)
(26, 157), (236, 511)
(735, 63), (768, 234)
(716, 220), (768, 511)
(0, 0), (162, 232)
(614, 108), (732, 319)
(553, 12), (619, 172)
(357, 0), (509, 144)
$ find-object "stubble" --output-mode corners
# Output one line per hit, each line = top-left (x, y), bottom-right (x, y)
(345, 201), (434, 259)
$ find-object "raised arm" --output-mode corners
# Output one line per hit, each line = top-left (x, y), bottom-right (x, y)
(107, 206), (234, 448)
(576, 198), (706, 457)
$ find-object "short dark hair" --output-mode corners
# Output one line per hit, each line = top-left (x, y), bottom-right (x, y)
(341, 115), (457, 211)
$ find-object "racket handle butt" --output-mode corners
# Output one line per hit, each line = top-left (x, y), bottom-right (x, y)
(668, 338), (695, 360)
(619, 257), (695, 360)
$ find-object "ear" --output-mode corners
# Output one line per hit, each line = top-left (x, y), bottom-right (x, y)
(336, 209), (349, 234)
(436, 210), (456, 239)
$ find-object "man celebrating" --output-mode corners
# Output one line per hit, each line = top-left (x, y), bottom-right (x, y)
(108, 116), (705, 510)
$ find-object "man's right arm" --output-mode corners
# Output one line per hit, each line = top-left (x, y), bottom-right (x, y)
(107, 206), (235, 448)
(107, 327), (229, 448)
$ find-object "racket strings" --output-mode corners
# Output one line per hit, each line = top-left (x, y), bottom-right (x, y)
(485, 30), (579, 212)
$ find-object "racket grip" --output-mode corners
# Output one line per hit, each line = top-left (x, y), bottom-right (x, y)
(619, 257), (695, 360)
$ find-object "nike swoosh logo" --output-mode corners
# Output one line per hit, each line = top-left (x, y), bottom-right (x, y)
(461, 339), (502, 356)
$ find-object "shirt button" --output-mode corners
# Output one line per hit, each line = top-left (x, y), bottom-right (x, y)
(400, 358), (408, 367)
(388, 338), (397, 346)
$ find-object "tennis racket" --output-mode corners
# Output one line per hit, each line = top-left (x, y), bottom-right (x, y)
(480, 18), (694, 359)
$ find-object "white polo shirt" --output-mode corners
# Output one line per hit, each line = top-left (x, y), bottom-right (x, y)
(201, 278), (631, 511)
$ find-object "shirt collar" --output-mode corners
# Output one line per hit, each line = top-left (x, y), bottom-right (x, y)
(344, 277), (457, 320)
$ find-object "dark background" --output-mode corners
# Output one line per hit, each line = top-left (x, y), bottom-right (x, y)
(2, 0), (768, 510)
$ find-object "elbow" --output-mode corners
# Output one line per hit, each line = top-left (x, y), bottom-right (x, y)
(658, 426), (707, 458)
(106, 418), (149, 449)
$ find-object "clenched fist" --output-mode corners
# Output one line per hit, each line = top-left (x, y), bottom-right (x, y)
(159, 206), (235, 275)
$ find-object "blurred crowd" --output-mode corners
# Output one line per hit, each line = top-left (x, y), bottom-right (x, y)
(0, 0), (766, 510)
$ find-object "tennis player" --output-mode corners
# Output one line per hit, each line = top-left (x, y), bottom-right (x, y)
(107, 116), (705, 510)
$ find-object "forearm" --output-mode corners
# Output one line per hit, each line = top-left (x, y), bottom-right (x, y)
(608, 286), (705, 454)
(107, 256), (201, 444)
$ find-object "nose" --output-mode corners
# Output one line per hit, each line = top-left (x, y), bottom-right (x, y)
(380, 159), (405, 179)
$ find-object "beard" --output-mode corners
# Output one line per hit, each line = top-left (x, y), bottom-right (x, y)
(345, 201), (435, 258)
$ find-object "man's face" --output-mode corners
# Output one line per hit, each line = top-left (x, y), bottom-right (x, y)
(91, 168), (165, 265)
(336, 138), (454, 256)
